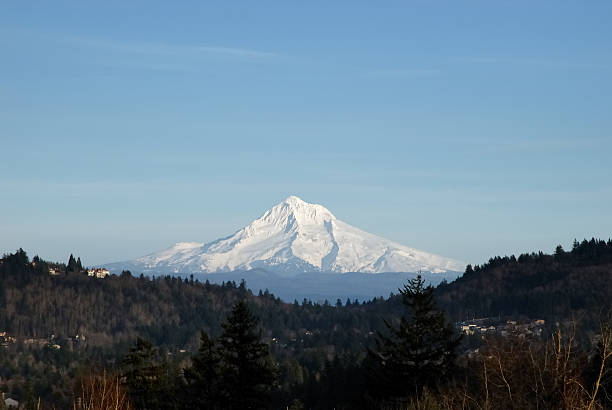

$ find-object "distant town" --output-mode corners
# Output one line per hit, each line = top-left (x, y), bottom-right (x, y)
(459, 317), (546, 338)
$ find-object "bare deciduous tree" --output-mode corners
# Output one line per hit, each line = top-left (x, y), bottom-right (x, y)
(73, 371), (131, 410)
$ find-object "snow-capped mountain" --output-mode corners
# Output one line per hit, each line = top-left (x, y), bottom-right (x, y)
(105, 196), (464, 275)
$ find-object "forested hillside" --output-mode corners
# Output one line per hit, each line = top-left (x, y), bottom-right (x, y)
(1, 240), (612, 408)
(5, 239), (610, 351)
(0, 249), (398, 350)
(436, 238), (612, 328)
(0, 249), (402, 407)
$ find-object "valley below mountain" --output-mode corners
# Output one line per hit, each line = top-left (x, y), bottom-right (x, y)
(195, 270), (458, 301)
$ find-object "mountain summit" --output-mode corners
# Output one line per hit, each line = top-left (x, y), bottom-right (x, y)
(106, 196), (464, 275)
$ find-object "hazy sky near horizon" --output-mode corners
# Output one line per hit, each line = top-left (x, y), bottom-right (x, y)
(1, 1), (611, 266)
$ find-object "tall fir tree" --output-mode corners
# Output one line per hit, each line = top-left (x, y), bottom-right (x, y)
(217, 301), (276, 410)
(366, 275), (461, 404)
(184, 331), (222, 410)
(66, 254), (78, 273)
(121, 338), (176, 410)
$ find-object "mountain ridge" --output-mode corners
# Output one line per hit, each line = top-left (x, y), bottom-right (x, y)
(104, 196), (464, 275)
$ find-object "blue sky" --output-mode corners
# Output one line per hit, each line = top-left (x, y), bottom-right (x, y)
(1, 1), (611, 266)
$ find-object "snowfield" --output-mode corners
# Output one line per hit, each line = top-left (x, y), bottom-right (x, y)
(105, 196), (465, 275)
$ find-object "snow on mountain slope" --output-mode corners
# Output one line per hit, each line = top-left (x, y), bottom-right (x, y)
(105, 196), (464, 275)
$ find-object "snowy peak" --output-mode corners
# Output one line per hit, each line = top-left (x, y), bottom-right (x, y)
(110, 196), (464, 275)
(258, 196), (336, 229)
(200, 196), (338, 271)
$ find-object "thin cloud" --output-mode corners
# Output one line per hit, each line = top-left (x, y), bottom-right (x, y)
(191, 45), (277, 58)
(66, 36), (278, 59)
(451, 56), (609, 70)
(454, 187), (612, 204)
(365, 68), (440, 78)
(443, 137), (609, 152)
(95, 60), (198, 72)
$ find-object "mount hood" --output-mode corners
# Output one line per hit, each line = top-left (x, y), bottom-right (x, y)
(105, 196), (464, 275)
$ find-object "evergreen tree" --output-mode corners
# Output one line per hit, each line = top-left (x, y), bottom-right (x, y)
(66, 254), (79, 273)
(554, 245), (566, 262)
(464, 264), (474, 276)
(12, 248), (29, 266)
(184, 331), (222, 409)
(218, 301), (276, 410)
(121, 338), (168, 410)
(366, 275), (460, 404)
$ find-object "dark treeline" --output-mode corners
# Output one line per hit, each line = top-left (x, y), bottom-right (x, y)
(436, 238), (612, 329)
(73, 276), (471, 410)
(1, 239), (612, 409)
(0, 249), (400, 408)
(75, 278), (612, 410)
(0, 249), (397, 348)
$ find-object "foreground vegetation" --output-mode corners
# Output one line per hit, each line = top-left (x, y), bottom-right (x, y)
(1, 239), (611, 408)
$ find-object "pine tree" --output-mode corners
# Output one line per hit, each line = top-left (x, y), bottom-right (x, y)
(184, 331), (222, 409)
(217, 301), (276, 410)
(66, 254), (77, 273)
(66, 253), (83, 273)
(366, 275), (460, 403)
(555, 245), (566, 262)
(464, 264), (474, 276)
(121, 338), (166, 410)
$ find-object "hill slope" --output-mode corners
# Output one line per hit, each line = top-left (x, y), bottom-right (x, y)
(0, 249), (396, 349)
(436, 238), (612, 324)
